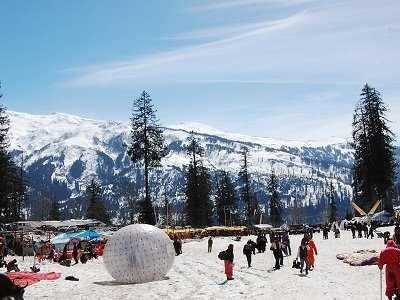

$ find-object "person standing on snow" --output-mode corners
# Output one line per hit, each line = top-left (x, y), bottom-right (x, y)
(208, 237), (213, 253)
(243, 240), (254, 268)
(378, 240), (400, 300)
(297, 239), (310, 275)
(307, 235), (318, 270)
(224, 244), (234, 280)
(282, 231), (291, 256)
(270, 235), (284, 270)
(173, 238), (181, 256)
(351, 224), (356, 239)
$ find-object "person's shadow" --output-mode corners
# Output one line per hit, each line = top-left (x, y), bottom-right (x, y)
(218, 279), (228, 285)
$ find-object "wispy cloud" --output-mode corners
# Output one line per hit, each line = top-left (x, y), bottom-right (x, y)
(189, 0), (314, 11)
(62, 12), (305, 87)
(161, 18), (296, 41)
(61, 1), (400, 89)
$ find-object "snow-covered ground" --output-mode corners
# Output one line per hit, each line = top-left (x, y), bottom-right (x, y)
(4, 227), (392, 300)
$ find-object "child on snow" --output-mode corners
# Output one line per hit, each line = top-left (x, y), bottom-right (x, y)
(224, 244), (234, 280)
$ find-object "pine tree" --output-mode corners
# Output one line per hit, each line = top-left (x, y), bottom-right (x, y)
(85, 179), (111, 225)
(352, 84), (397, 213)
(215, 171), (237, 226)
(3, 158), (21, 222)
(127, 91), (166, 225)
(13, 161), (29, 221)
(49, 197), (61, 220)
(267, 169), (282, 227)
(0, 83), (9, 154)
(238, 147), (258, 225)
(345, 209), (353, 221)
(328, 181), (337, 223)
(0, 83), (10, 222)
(0, 83), (27, 223)
(119, 179), (138, 225)
(185, 133), (212, 227)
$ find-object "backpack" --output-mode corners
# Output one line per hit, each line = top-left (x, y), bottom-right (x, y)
(292, 259), (302, 269)
(218, 250), (226, 260)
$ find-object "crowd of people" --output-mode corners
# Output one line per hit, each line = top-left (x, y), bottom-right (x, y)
(214, 229), (319, 281)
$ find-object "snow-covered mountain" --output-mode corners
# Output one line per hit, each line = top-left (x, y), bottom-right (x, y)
(7, 111), (363, 223)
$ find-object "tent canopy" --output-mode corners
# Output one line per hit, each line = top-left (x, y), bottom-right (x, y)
(73, 230), (101, 240)
(50, 230), (101, 245)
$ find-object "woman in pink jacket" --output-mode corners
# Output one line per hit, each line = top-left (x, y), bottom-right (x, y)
(378, 240), (400, 300)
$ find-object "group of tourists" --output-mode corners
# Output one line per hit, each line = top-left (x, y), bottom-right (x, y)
(55, 240), (99, 266)
(349, 221), (376, 239)
(296, 233), (318, 275)
(218, 230), (318, 280)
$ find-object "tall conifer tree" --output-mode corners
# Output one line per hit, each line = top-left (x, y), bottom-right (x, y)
(49, 197), (61, 221)
(85, 179), (110, 224)
(352, 84), (397, 213)
(0, 83), (27, 222)
(127, 91), (166, 224)
(238, 147), (258, 225)
(267, 169), (282, 227)
(328, 180), (337, 223)
(215, 171), (237, 226)
(185, 133), (212, 227)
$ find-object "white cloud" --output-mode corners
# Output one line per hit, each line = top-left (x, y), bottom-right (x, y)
(189, 0), (315, 11)
(62, 2), (400, 89)
(57, 0), (400, 143)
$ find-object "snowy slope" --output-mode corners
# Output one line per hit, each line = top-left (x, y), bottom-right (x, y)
(7, 111), (356, 222)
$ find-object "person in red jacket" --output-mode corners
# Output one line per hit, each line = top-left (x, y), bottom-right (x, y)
(378, 240), (400, 300)
(307, 236), (318, 270)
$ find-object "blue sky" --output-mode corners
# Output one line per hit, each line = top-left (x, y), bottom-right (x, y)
(1, 0), (399, 142)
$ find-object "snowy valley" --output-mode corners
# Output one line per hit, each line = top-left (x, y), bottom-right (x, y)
(7, 111), (398, 224)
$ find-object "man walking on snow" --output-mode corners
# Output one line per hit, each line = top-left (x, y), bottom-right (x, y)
(378, 240), (400, 300)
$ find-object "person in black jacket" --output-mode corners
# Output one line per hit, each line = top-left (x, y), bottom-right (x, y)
(297, 240), (310, 275)
(173, 238), (182, 256)
(72, 242), (79, 264)
(243, 240), (254, 268)
(224, 244), (234, 280)
(208, 237), (213, 253)
(270, 235), (284, 270)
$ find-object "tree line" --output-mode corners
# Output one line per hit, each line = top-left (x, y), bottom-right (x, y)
(0, 83), (29, 223)
(0, 83), (111, 225)
(0, 84), (397, 227)
(126, 85), (397, 227)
